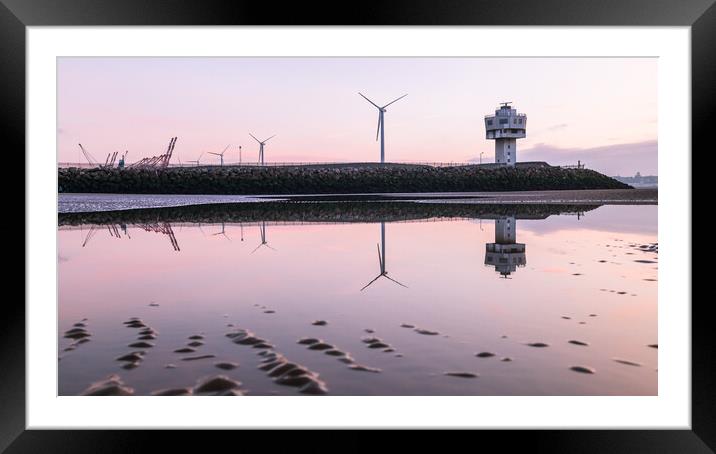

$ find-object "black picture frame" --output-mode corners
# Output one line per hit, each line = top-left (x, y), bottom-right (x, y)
(3, 0), (709, 450)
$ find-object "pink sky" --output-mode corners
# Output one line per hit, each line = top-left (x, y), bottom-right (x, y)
(57, 57), (657, 175)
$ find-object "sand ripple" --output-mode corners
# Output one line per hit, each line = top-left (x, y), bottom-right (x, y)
(81, 374), (134, 396)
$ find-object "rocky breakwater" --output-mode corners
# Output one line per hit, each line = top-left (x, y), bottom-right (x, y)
(58, 163), (631, 195)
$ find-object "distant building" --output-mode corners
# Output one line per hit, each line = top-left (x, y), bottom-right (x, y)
(484, 102), (527, 166)
(612, 172), (658, 188)
(484, 216), (526, 278)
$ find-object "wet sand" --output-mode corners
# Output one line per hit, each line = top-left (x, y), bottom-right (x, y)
(68, 303), (656, 396)
(59, 204), (657, 396)
(274, 188), (657, 205)
(58, 188), (656, 215)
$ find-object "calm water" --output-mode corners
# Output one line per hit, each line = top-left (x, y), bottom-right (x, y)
(58, 202), (657, 396)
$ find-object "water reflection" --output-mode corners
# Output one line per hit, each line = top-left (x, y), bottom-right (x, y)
(80, 222), (180, 251)
(212, 222), (231, 241)
(138, 222), (181, 251)
(58, 202), (658, 396)
(81, 224), (123, 247)
(252, 221), (276, 253)
(361, 222), (408, 291)
(484, 216), (526, 278)
(63, 203), (599, 271)
(481, 209), (586, 278)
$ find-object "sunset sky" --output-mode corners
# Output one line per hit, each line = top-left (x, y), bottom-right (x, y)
(57, 57), (657, 176)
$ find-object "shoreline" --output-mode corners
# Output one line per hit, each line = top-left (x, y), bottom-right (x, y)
(59, 188), (657, 214)
(274, 188), (657, 204)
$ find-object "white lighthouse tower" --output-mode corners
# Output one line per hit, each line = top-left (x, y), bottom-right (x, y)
(484, 216), (526, 278)
(484, 102), (527, 166)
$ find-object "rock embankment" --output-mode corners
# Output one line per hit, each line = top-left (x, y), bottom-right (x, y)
(58, 164), (631, 195)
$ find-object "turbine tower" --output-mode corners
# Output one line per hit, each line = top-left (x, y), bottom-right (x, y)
(358, 92), (407, 164)
(250, 133), (275, 166)
(208, 145), (230, 167)
(187, 152), (204, 166)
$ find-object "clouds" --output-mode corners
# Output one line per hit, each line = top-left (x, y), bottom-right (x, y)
(545, 123), (568, 132)
(519, 140), (657, 176)
(57, 57), (656, 166)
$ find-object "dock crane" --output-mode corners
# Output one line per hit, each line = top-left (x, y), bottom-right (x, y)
(103, 151), (119, 168)
(78, 143), (98, 167)
(78, 143), (121, 169)
(128, 137), (177, 169)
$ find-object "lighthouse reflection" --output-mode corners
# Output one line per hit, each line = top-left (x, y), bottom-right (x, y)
(484, 215), (526, 278)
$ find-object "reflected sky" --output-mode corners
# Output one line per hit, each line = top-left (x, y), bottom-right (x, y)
(58, 204), (657, 396)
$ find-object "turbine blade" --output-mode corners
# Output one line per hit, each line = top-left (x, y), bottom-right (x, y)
(221, 144), (230, 155)
(249, 133), (261, 144)
(377, 243), (383, 269)
(359, 92), (381, 109)
(208, 152), (220, 156)
(263, 135), (276, 143)
(384, 275), (408, 288)
(382, 94), (408, 109)
(375, 114), (382, 141)
(251, 243), (263, 254)
(360, 274), (382, 291)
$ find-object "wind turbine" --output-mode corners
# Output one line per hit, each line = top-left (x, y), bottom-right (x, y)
(358, 92), (407, 164)
(361, 222), (408, 291)
(187, 152), (204, 166)
(250, 133), (275, 166)
(208, 145), (230, 166)
(251, 221), (276, 253)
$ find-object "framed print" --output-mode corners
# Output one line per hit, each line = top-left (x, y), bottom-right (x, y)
(4, 0), (711, 450)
